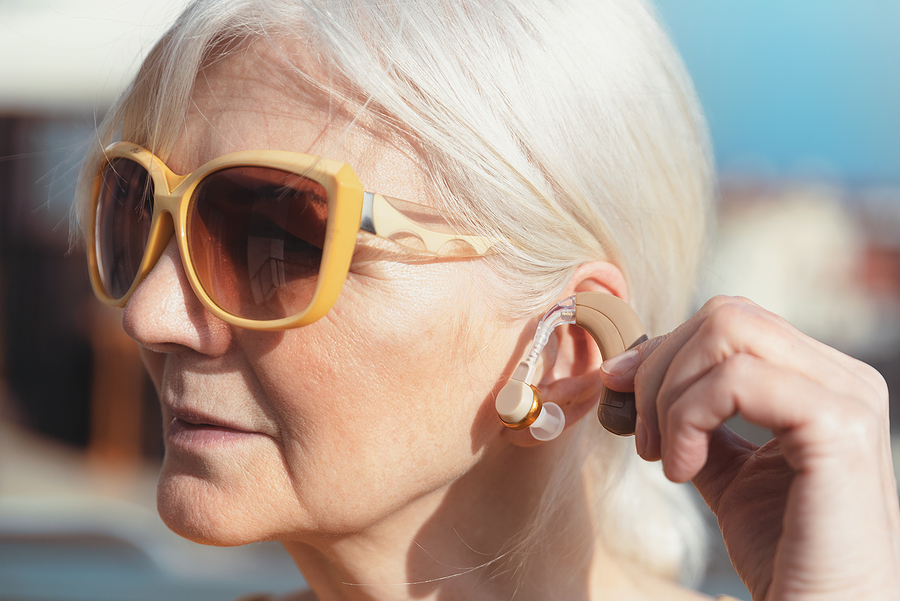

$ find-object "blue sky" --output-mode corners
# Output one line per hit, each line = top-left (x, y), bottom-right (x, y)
(653, 0), (900, 183)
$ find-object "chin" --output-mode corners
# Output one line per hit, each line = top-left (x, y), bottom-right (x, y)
(156, 464), (279, 547)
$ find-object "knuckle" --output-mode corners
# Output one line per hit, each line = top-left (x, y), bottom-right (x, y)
(859, 363), (889, 402)
(835, 357), (890, 418)
(703, 300), (753, 339)
(812, 397), (884, 450)
(842, 411), (881, 448)
(703, 295), (772, 323)
(702, 294), (758, 315)
(719, 352), (756, 378)
(701, 298), (791, 351)
(701, 294), (739, 314)
(706, 294), (736, 306)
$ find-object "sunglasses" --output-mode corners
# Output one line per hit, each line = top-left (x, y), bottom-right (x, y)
(87, 142), (494, 330)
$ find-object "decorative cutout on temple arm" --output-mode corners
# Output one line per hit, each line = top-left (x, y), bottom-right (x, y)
(361, 192), (495, 255)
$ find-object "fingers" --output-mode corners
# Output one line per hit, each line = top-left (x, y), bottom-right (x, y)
(600, 313), (711, 459)
(600, 297), (757, 460)
(599, 295), (891, 481)
(659, 353), (827, 482)
(657, 298), (856, 417)
(600, 295), (900, 599)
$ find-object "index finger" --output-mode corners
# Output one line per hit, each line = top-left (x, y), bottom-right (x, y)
(599, 296), (755, 459)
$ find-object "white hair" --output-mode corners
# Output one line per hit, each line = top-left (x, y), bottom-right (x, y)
(76, 0), (714, 586)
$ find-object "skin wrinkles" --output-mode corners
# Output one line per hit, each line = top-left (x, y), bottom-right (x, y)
(126, 39), (527, 551)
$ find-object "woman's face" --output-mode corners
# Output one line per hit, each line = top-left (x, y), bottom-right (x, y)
(123, 43), (523, 546)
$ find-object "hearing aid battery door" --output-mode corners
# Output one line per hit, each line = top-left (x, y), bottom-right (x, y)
(597, 389), (642, 437)
(574, 292), (647, 436)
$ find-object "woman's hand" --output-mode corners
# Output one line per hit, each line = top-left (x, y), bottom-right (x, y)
(598, 296), (900, 601)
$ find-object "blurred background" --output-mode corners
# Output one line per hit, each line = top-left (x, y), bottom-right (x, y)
(0, 1), (898, 599)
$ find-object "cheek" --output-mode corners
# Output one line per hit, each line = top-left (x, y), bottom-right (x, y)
(139, 347), (166, 393)
(258, 263), (489, 423)
(236, 266), (513, 528)
(254, 303), (482, 454)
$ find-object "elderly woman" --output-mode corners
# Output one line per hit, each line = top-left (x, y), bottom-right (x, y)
(76, 0), (899, 599)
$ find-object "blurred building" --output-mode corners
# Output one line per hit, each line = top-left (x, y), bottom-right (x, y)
(702, 179), (900, 432)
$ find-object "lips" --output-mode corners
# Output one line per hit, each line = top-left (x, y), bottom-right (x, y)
(163, 405), (263, 449)
(167, 407), (251, 432)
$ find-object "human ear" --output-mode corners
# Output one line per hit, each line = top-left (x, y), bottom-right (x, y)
(500, 262), (641, 445)
(541, 262), (632, 422)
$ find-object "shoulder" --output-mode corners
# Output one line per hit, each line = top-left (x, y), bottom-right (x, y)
(608, 559), (716, 601)
(234, 591), (316, 601)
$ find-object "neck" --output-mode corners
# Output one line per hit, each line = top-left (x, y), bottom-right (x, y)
(280, 438), (635, 601)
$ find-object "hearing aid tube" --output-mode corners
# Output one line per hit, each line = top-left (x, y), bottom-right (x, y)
(514, 297), (577, 385)
(495, 297), (575, 440)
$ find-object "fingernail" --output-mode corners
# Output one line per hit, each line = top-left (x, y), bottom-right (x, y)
(634, 418), (648, 456)
(601, 348), (639, 376)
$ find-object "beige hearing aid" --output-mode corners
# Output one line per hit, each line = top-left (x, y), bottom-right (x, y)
(495, 291), (647, 439)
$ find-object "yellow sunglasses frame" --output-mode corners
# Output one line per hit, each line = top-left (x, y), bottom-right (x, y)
(87, 142), (493, 330)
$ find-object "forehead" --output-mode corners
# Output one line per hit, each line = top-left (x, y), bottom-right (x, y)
(168, 38), (429, 204)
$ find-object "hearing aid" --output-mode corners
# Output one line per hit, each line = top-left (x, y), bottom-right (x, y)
(495, 291), (647, 439)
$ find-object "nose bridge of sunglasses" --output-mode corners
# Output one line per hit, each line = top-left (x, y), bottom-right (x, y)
(161, 169), (191, 197)
(143, 189), (188, 266)
(152, 188), (193, 224)
(152, 163), (204, 221)
(146, 210), (178, 259)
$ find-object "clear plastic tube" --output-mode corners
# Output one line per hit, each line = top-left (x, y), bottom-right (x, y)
(513, 295), (577, 385)
(496, 296), (577, 441)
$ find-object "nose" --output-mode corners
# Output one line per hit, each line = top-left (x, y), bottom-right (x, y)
(121, 237), (233, 356)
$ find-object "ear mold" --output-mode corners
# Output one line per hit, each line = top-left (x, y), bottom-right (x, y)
(496, 292), (646, 438)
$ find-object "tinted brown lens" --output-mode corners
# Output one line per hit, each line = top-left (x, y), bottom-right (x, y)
(188, 166), (329, 321)
(95, 158), (154, 299)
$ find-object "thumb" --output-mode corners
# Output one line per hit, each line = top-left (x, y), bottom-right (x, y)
(599, 334), (668, 392)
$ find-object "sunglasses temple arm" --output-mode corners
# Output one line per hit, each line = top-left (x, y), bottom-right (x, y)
(361, 192), (494, 255)
(360, 192), (377, 235)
